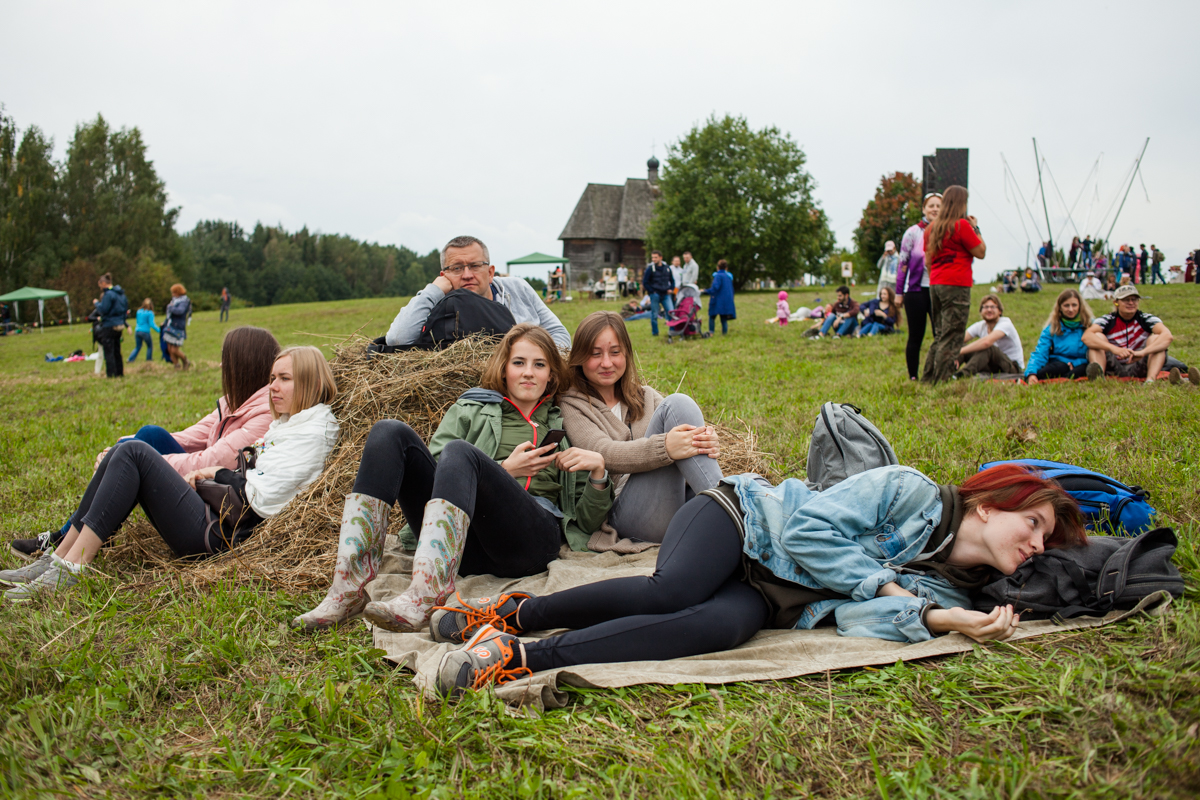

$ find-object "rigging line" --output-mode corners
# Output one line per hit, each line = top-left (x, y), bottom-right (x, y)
(1043, 161), (1080, 242)
(1079, 155), (1102, 236)
(1003, 168), (1033, 245)
(1137, 164), (1151, 203)
(1001, 154), (1046, 241)
(1056, 158), (1099, 240)
(1092, 157), (1137, 238)
(973, 189), (1024, 248)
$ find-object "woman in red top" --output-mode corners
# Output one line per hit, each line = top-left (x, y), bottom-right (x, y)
(920, 185), (986, 383)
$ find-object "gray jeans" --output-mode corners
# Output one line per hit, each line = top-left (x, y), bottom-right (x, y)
(608, 393), (724, 543)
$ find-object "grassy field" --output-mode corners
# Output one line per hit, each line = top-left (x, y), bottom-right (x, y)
(1, 284), (1198, 798)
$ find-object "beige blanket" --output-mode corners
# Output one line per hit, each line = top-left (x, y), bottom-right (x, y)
(369, 537), (1171, 712)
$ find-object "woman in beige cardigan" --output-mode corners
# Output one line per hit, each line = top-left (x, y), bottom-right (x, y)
(560, 311), (722, 542)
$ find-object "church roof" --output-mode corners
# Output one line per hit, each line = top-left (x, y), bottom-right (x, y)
(559, 177), (657, 241)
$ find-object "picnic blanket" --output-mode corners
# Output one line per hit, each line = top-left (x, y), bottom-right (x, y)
(368, 537), (1172, 712)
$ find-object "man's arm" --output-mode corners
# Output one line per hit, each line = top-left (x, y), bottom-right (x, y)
(1138, 323), (1173, 356)
(384, 283), (446, 346)
(503, 277), (572, 349)
(960, 328), (1005, 356)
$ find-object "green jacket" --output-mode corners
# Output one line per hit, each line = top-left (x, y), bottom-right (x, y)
(399, 388), (613, 552)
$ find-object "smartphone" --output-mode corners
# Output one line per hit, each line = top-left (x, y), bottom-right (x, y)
(538, 429), (567, 450)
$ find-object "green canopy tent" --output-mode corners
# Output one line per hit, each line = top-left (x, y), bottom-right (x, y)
(505, 252), (572, 292)
(0, 286), (72, 332)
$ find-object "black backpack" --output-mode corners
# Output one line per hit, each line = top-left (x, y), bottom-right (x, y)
(974, 527), (1184, 622)
(368, 289), (516, 355)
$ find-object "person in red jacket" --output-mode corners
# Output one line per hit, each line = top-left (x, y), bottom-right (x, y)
(921, 185), (986, 383)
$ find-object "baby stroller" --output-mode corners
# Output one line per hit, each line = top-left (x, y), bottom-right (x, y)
(666, 295), (710, 343)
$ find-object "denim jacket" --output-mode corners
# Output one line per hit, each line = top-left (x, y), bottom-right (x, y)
(728, 465), (971, 643)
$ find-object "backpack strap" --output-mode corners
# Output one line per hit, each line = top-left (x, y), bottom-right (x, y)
(1094, 527), (1177, 609)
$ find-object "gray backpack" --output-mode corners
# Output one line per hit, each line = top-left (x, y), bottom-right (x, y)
(805, 402), (898, 491)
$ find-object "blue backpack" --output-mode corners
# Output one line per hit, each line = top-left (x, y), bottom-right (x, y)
(978, 459), (1157, 537)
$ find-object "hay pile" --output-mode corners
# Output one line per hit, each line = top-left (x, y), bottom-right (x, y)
(110, 336), (778, 592)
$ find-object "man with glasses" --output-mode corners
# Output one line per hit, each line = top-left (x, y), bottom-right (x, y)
(1083, 285), (1198, 385)
(385, 235), (570, 348)
(954, 294), (1024, 378)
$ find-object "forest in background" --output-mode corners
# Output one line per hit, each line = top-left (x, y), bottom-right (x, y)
(0, 106), (441, 321)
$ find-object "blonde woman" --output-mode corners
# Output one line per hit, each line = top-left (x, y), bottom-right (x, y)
(1024, 289), (1094, 383)
(5, 346), (339, 600)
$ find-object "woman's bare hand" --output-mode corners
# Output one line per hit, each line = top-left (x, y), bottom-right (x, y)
(689, 425), (721, 459)
(555, 447), (606, 480)
(665, 424), (719, 461)
(501, 441), (558, 479)
(184, 466), (221, 489)
(926, 605), (1020, 643)
(94, 448), (110, 471)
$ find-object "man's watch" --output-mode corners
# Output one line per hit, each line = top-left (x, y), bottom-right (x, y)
(588, 469), (609, 487)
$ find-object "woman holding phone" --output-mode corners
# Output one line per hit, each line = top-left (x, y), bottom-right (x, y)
(922, 185), (986, 384)
(293, 324), (613, 634)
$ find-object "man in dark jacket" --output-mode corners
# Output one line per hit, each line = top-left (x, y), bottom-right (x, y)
(94, 273), (128, 378)
(642, 250), (675, 336)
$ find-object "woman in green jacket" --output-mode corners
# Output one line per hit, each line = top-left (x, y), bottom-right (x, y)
(293, 324), (612, 633)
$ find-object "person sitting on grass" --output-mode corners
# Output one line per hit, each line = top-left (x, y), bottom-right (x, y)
(384, 235), (570, 349)
(817, 285), (859, 338)
(427, 463), (1086, 697)
(1024, 289), (1093, 384)
(1083, 285), (1199, 386)
(292, 324), (613, 633)
(3, 346), (339, 601)
(1, 326), (281, 579)
(559, 311), (721, 545)
(955, 294), (1024, 378)
(858, 286), (899, 336)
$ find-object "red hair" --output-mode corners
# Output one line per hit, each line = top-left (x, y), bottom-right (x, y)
(960, 464), (1086, 549)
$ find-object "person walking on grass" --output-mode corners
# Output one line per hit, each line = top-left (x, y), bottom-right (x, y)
(702, 260), (736, 335)
(126, 298), (160, 362)
(3, 346), (338, 600)
(896, 193), (942, 379)
(94, 273), (128, 378)
(1023, 289), (1093, 384)
(219, 287), (232, 322)
(1149, 246), (1166, 285)
(921, 185), (985, 384)
(162, 283), (192, 369)
(428, 463), (1085, 697)
(955, 294), (1024, 378)
(643, 251), (675, 336)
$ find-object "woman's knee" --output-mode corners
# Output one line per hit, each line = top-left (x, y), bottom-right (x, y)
(364, 419), (419, 454)
(439, 438), (486, 468)
(658, 393), (704, 426)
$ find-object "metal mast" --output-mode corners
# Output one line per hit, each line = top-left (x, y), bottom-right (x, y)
(1105, 137), (1150, 243)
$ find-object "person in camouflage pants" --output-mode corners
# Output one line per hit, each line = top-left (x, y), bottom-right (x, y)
(921, 285), (973, 383)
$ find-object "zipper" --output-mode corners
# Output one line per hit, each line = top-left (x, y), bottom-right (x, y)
(504, 396), (548, 491)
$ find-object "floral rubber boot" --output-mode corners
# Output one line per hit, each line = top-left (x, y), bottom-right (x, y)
(290, 493), (389, 631)
(362, 498), (469, 633)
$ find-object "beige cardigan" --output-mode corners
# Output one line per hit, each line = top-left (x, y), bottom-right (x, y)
(559, 385), (673, 496)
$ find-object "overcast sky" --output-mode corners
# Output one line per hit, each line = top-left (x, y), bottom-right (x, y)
(4, 1), (1197, 283)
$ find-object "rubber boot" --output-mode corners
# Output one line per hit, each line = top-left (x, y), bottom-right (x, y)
(363, 498), (469, 633)
(290, 493), (389, 631)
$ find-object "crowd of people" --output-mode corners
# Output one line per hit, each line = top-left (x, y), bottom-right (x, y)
(1, 232), (1101, 701)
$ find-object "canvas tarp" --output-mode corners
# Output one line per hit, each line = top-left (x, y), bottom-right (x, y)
(368, 538), (1171, 713)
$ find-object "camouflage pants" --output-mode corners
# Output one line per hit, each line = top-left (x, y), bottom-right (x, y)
(921, 285), (972, 384)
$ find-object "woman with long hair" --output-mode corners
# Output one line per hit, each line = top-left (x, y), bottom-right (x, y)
(431, 463), (1086, 696)
(858, 285), (900, 336)
(1024, 289), (1095, 384)
(4, 346), (339, 600)
(162, 283), (192, 369)
(126, 298), (160, 362)
(896, 193), (941, 378)
(921, 186), (986, 383)
(2, 326), (281, 578)
(557, 311), (721, 544)
(293, 324), (613, 634)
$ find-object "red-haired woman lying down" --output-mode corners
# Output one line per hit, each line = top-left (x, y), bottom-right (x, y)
(430, 463), (1086, 696)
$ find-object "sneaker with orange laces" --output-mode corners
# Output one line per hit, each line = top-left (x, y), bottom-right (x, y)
(429, 591), (535, 644)
(435, 624), (531, 698)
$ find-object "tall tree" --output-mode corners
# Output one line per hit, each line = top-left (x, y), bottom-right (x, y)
(0, 107), (66, 292)
(852, 172), (922, 282)
(647, 114), (834, 290)
(61, 114), (179, 261)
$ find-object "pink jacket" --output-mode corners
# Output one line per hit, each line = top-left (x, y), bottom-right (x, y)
(162, 385), (273, 474)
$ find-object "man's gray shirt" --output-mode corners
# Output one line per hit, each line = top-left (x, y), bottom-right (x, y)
(385, 276), (571, 349)
(681, 258), (700, 287)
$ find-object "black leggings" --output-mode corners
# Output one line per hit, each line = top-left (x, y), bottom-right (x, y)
(902, 288), (933, 380)
(71, 440), (210, 556)
(519, 496), (769, 672)
(1035, 359), (1088, 380)
(351, 420), (562, 578)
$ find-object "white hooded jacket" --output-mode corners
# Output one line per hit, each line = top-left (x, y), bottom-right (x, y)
(244, 403), (340, 517)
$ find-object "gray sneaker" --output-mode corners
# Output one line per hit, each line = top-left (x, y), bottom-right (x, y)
(4, 562), (79, 601)
(0, 552), (54, 588)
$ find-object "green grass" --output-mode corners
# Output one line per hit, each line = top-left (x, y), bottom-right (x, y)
(1, 286), (1198, 798)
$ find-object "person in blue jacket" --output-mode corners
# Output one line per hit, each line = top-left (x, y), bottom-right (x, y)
(702, 259), (737, 335)
(127, 298), (161, 362)
(1024, 288), (1094, 383)
(429, 462), (1087, 696)
(642, 251), (676, 336)
(94, 273), (128, 378)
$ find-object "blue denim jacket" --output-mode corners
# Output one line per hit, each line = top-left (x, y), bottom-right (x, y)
(729, 465), (971, 643)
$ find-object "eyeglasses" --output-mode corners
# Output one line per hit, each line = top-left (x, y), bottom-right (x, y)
(442, 262), (491, 276)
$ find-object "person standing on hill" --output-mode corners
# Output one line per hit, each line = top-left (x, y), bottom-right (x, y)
(126, 299), (160, 362)
(642, 251), (676, 337)
(616, 263), (629, 297)
(896, 193), (942, 380)
(702, 260), (736, 335)
(876, 241), (899, 295)
(94, 273), (128, 378)
(162, 284), (193, 369)
(1149, 246), (1165, 285)
(921, 185), (985, 384)
(219, 287), (232, 322)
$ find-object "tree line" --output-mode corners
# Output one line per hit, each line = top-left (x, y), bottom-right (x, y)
(1, 105), (440, 321)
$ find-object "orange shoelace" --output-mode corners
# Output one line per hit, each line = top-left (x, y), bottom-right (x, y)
(470, 633), (532, 690)
(434, 592), (518, 637)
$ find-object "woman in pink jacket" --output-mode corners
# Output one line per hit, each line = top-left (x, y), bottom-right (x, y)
(3, 326), (280, 563)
